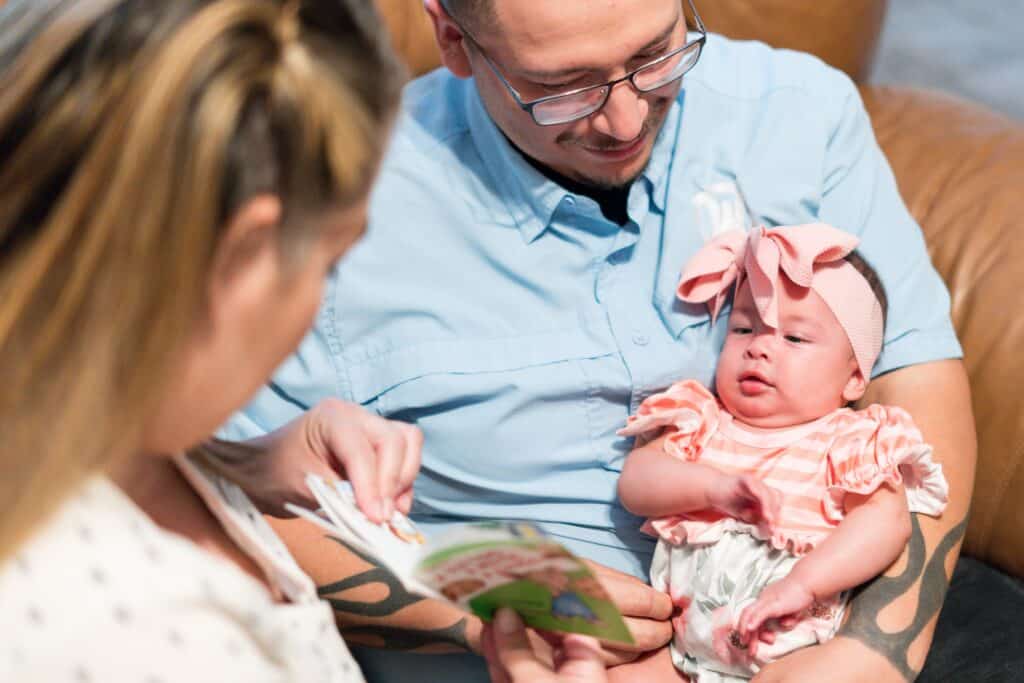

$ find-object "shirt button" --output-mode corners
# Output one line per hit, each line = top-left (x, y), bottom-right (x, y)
(632, 333), (650, 346)
(563, 196), (576, 207)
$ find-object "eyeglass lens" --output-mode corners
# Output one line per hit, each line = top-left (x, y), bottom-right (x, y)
(531, 40), (703, 126)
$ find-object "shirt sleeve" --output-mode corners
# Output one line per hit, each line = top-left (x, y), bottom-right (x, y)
(218, 277), (353, 441)
(815, 70), (962, 376)
(618, 379), (719, 457)
(825, 405), (949, 520)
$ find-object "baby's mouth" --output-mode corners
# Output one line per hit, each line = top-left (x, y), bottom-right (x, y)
(738, 371), (774, 393)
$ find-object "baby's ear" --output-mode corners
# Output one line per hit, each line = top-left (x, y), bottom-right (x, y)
(841, 367), (868, 403)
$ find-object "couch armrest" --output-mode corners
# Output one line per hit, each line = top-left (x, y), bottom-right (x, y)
(863, 85), (1024, 579)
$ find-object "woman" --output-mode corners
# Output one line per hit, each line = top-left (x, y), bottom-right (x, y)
(0, 1), (603, 680)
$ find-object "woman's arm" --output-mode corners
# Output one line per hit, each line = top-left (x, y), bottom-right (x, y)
(619, 436), (780, 524)
(738, 482), (912, 640)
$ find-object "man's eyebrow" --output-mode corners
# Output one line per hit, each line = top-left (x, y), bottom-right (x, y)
(517, 17), (679, 81)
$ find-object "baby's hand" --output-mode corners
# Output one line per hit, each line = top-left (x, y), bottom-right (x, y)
(707, 473), (781, 527)
(737, 576), (815, 645)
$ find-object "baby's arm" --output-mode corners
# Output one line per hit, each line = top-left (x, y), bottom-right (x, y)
(618, 436), (780, 525)
(738, 481), (912, 640)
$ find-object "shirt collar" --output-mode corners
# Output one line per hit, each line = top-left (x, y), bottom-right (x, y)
(466, 82), (684, 243)
(642, 95), (683, 214)
(467, 84), (564, 243)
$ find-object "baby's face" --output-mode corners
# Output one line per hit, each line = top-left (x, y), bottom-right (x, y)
(714, 278), (865, 429)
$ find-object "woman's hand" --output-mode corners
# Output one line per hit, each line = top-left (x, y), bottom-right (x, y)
(200, 398), (421, 522)
(482, 608), (607, 683)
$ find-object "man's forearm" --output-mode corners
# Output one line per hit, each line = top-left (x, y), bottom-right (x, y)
(839, 359), (977, 680)
(838, 512), (967, 680)
(268, 516), (483, 654)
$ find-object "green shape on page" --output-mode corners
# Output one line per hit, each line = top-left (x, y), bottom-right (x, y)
(469, 580), (635, 645)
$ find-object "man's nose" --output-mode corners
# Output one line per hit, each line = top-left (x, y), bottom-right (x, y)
(591, 79), (647, 142)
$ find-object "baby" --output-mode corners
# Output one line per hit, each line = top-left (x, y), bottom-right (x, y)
(616, 224), (949, 682)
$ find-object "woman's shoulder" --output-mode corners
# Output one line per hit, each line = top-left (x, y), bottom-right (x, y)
(0, 477), (289, 681)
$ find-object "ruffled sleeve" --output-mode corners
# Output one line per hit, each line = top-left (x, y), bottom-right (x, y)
(824, 405), (949, 521)
(617, 380), (720, 460)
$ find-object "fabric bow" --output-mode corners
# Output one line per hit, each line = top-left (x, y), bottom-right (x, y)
(677, 224), (859, 327)
(676, 223), (884, 378)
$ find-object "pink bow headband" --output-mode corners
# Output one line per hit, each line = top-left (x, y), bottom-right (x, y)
(677, 224), (884, 378)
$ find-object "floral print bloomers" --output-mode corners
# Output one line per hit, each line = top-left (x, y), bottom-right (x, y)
(621, 380), (949, 682)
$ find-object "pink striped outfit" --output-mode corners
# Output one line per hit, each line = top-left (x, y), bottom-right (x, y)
(620, 379), (949, 682)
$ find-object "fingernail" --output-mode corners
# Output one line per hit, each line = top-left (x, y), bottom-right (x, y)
(495, 608), (521, 634)
(373, 500), (387, 521)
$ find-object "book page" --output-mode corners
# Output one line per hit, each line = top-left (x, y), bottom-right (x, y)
(289, 476), (635, 645)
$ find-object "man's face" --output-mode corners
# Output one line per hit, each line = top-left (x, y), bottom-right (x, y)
(467, 0), (684, 190)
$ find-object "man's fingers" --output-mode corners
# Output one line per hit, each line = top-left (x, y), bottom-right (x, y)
(594, 570), (673, 620)
(481, 623), (511, 683)
(556, 635), (607, 680)
(619, 614), (673, 652)
(490, 609), (556, 681)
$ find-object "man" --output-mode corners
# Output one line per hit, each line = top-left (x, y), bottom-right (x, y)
(225, 0), (976, 680)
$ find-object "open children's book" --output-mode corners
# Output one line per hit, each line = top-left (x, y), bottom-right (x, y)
(286, 475), (635, 645)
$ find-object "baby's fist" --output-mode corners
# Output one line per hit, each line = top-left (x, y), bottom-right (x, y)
(708, 473), (781, 527)
(738, 577), (815, 644)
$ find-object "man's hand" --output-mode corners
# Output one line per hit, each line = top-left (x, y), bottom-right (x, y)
(199, 398), (422, 521)
(708, 473), (782, 527)
(482, 608), (608, 683)
(584, 561), (674, 665)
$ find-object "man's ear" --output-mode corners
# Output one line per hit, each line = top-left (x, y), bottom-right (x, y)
(842, 366), (869, 404)
(423, 0), (473, 78)
(207, 194), (283, 324)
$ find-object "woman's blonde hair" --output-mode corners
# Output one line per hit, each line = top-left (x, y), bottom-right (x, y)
(0, 0), (405, 559)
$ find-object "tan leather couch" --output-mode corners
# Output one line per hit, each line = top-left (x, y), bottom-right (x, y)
(376, 0), (1024, 584)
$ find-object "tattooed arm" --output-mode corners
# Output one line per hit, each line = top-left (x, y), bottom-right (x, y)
(267, 514), (674, 663)
(753, 359), (977, 683)
(267, 515), (484, 654)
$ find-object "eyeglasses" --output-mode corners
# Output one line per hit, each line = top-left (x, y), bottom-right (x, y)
(446, 0), (707, 126)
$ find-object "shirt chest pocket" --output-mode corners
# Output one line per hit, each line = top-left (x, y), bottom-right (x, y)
(344, 330), (623, 483)
(345, 330), (619, 418)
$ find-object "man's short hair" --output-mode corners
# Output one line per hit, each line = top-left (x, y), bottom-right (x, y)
(443, 0), (496, 34)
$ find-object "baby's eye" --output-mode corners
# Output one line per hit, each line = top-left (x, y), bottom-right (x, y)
(784, 334), (807, 343)
(731, 327), (752, 335)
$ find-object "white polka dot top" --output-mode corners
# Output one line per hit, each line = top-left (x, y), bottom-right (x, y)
(0, 457), (365, 683)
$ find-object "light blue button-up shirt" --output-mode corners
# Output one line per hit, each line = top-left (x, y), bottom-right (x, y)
(224, 33), (960, 680)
